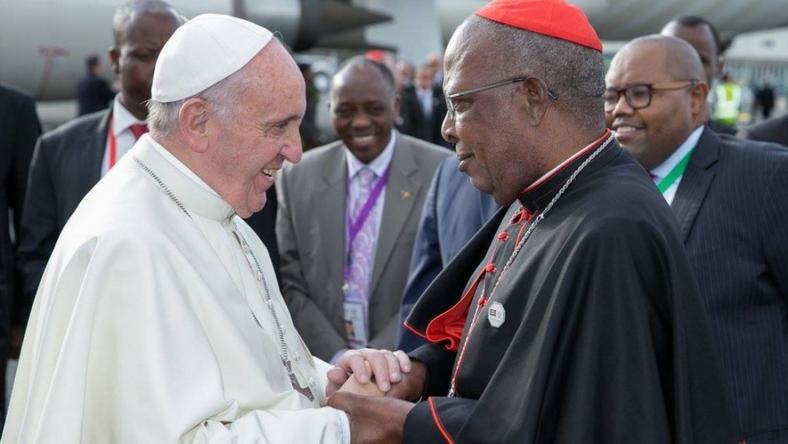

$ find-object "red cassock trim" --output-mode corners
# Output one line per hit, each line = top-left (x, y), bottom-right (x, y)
(428, 397), (454, 444)
(424, 269), (486, 351)
(402, 321), (430, 340)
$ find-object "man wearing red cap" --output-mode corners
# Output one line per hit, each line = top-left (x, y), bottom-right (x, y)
(324, 1), (739, 442)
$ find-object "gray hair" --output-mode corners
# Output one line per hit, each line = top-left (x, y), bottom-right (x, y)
(147, 61), (253, 136)
(467, 16), (606, 131)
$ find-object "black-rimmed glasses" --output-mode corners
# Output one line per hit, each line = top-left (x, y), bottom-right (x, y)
(445, 76), (559, 118)
(603, 80), (699, 112)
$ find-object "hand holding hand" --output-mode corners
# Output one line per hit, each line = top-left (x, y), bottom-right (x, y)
(326, 348), (411, 396)
(337, 362), (385, 397)
(325, 392), (415, 444)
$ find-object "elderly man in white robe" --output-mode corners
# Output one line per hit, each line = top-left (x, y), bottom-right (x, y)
(2, 14), (409, 444)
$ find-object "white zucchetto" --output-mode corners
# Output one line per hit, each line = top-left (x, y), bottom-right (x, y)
(152, 13), (273, 103)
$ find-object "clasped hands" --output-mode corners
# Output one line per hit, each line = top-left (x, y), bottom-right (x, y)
(323, 348), (426, 444)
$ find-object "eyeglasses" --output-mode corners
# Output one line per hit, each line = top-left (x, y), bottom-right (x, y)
(603, 80), (698, 112)
(445, 76), (558, 118)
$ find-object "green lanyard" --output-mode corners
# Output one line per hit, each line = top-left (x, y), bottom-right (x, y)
(656, 149), (694, 194)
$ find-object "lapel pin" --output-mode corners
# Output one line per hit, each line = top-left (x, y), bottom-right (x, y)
(401, 190), (412, 200)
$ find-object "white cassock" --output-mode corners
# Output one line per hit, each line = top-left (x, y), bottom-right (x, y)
(2, 135), (349, 443)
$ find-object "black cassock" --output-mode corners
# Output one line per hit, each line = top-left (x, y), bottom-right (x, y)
(403, 137), (739, 444)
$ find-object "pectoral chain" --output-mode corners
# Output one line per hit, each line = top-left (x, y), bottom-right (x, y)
(134, 157), (315, 402)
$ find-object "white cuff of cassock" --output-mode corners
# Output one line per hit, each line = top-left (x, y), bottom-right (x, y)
(337, 410), (351, 444)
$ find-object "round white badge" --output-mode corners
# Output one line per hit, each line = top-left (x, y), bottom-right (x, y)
(488, 301), (506, 328)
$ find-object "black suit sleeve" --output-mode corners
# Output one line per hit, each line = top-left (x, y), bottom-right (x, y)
(8, 96), (41, 325)
(16, 135), (58, 323)
(9, 97), (41, 231)
(761, 157), (788, 304)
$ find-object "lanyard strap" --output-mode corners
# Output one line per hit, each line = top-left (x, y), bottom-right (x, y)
(108, 115), (118, 169)
(343, 167), (390, 284)
(346, 167), (390, 247)
(656, 148), (693, 193)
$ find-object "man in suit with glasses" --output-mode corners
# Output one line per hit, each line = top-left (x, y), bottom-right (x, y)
(607, 34), (788, 444)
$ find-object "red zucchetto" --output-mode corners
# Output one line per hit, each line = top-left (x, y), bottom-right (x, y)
(475, 0), (602, 52)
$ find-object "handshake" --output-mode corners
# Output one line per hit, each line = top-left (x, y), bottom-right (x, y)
(323, 349), (426, 443)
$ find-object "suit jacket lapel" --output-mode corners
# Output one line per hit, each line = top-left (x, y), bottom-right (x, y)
(369, 137), (421, 296)
(315, 146), (347, 304)
(84, 111), (110, 190)
(671, 127), (719, 242)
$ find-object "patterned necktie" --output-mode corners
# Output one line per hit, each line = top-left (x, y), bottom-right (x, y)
(346, 167), (378, 303)
(129, 123), (149, 140)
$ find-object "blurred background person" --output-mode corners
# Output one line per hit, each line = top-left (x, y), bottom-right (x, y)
(395, 59), (415, 92)
(714, 73), (743, 127)
(298, 62), (322, 150)
(75, 54), (115, 116)
(661, 14), (738, 135)
(0, 83), (41, 429)
(754, 80), (776, 120)
(399, 64), (450, 148)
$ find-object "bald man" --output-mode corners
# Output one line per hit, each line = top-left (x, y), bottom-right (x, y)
(607, 35), (788, 444)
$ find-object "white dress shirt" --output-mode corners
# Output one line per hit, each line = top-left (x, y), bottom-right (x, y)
(650, 125), (704, 205)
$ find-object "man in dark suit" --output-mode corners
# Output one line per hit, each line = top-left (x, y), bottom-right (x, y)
(662, 15), (737, 135)
(277, 57), (448, 362)
(16, 1), (184, 327)
(397, 156), (498, 352)
(399, 65), (451, 148)
(744, 113), (788, 147)
(607, 35), (788, 444)
(76, 54), (115, 116)
(0, 83), (41, 427)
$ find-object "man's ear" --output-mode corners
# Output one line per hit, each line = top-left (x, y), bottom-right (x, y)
(690, 81), (710, 116)
(109, 46), (120, 75)
(716, 56), (726, 81)
(393, 93), (401, 117)
(520, 78), (552, 126)
(179, 98), (211, 153)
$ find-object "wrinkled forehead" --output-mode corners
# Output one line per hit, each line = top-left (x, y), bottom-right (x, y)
(443, 30), (495, 93)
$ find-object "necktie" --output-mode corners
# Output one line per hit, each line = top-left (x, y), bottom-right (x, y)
(342, 167), (380, 348)
(129, 123), (149, 140)
(346, 167), (378, 300)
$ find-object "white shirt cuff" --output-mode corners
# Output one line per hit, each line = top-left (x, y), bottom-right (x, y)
(337, 410), (351, 444)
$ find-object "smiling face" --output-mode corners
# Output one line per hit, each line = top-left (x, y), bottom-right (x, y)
(441, 23), (545, 206)
(605, 39), (706, 170)
(204, 42), (305, 217)
(330, 63), (399, 163)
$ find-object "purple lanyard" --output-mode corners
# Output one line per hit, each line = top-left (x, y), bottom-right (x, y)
(344, 167), (390, 280)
